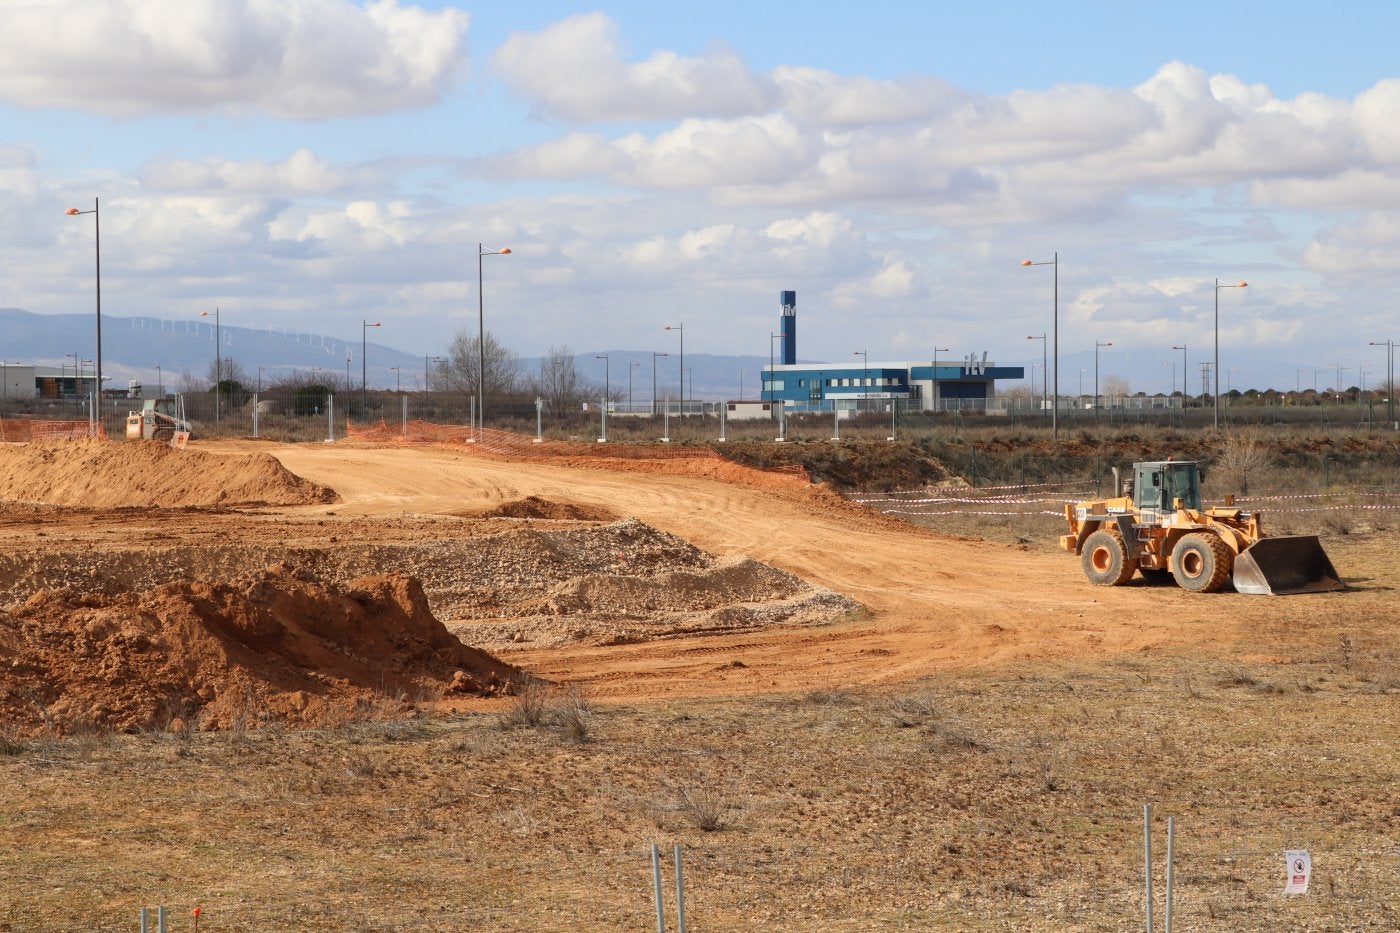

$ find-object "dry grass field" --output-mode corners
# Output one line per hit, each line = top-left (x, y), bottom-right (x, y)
(2, 427), (1398, 931)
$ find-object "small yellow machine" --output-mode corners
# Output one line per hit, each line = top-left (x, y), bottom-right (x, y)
(125, 397), (192, 442)
(1063, 460), (1342, 595)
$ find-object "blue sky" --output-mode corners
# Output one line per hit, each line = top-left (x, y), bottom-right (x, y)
(3, 0), (1400, 394)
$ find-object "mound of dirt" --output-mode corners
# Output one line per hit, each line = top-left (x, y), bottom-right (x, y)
(0, 438), (336, 508)
(0, 564), (521, 737)
(481, 496), (618, 521)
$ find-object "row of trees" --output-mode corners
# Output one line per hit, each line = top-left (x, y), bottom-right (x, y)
(171, 329), (616, 417)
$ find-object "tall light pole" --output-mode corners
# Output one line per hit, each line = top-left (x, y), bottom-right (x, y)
(1026, 333), (1046, 414)
(477, 243), (512, 436)
(595, 353), (610, 404)
(201, 308), (221, 420)
(1021, 253), (1058, 437)
(854, 350), (868, 411)
(64, 199), (101, 434)
(665, 323), (683, 411)
(769, 331), (782, 410)
(739, 367), (749, 401)
(931, 346), (950, 412)
(629, 361), (640, 412)
(390, 366), (401, 394)
(155, 363), (162, 398)
(428, 355), (447, 391)
(651, 351), (668, 415)
(1172, 344), (1187, 406)
(1094, 340), (1112, 409)
(1370, 340), (1395, 425)
(1213, 277), (1248, 430)
(362, 320), (380, 415)
(345, 356), (351, 390)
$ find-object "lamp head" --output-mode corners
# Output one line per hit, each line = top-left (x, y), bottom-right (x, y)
(65, 208), (80, 215)
(1020, 259), (1032, 266)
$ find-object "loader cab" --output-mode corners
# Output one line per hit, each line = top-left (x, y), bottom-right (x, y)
(1133, 461), (1202, 513)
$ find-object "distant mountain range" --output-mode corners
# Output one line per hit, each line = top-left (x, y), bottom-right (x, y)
(1, 308), (1374, 399)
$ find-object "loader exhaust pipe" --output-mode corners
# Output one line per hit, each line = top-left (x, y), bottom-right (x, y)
(1232, 536), (1344, 595)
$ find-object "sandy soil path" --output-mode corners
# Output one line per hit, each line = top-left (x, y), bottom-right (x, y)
(179, 440), (1364, 702)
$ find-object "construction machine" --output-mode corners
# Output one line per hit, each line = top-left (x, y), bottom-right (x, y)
(1062, 460), (1342, 595)
(125, 396), (193, 442)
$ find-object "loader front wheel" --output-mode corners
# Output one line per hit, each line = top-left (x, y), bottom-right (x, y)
(1081, 530), (1137, 586)
(1171, 533), (1233, 593)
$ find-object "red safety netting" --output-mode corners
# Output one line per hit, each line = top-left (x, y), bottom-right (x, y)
(1, 419), (106, 442)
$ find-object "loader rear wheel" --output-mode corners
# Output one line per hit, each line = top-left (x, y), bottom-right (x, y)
(1081, 530), (1137, 586)
(1171, 533), (1233, 593)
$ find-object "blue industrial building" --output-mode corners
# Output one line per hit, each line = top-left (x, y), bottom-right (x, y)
(759, 291), (1025, 413)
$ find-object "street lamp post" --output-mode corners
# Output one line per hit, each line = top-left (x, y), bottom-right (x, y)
(1172, 344), (1187, 407)
(629, 361), (640, 413)
(201, 308), (221, 420)
(1213, 277), (1248, 430)
(931, 346), (950, 413)
(739, 367), (749, 402)
(1021, 253), (1059, 437)
(1094, 340), (1112, 409)
(1026, 333), (1046, 415)
(390, 366), (401, 393)
(428, 356), (447, 391)
(651, 351), (668, 416)
(477, 243), (512, 438)
(257, 366), (265, 396)
(362, 320), (381, 416)
(595, 353), (610, 442)
(854, 350), (868, 412)
(769, 332), (782, 410)
(665, 323), (684, 413)
(1370, 340), (1396, 426)
(156, 363), (162, 399)
(64, 199), (101, 435)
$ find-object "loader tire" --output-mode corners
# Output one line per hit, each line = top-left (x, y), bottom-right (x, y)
(1171, 533), (1233, 593)
(1081, 530), (1137, 586)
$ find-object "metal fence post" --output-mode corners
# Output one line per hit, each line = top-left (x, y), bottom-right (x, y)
(140, 907), (150, 933)
(327, 393), (335, 442)
(1164, 815), (1175, 933)
(651, 843), (666, 933)
(252, 392), (259, 438)
(1144, 803), (1154, 933)
(157, 905), (168, 933)
(675, 844), (687, 933)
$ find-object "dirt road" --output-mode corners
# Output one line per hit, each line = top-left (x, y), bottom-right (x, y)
(226, 440), (1368, 700)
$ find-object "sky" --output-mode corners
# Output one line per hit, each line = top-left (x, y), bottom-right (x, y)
(4, 0), (1400, 395)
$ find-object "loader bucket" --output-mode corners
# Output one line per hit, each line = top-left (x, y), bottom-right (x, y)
(1232, 536), (1344, 595)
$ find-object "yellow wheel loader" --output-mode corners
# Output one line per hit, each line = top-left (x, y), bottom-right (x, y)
(1062, 460), (1342, 595)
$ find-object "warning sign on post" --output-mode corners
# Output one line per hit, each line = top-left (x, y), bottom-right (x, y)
(1283, 850), (1311, 894)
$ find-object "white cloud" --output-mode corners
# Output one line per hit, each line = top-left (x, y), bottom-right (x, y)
(139, 148), (378, 195)
(492, 12), (776, 123)
(0, 0), (468, 118)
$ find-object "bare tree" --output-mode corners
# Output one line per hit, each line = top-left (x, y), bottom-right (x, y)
(445, 329), (519, 398)
(205, 358), (249, 389)
(1101, 374), (1131, 399)
(530, 345), (583, 415)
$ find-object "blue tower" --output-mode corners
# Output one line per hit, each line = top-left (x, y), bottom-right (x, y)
(779, 290), (796, 365)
